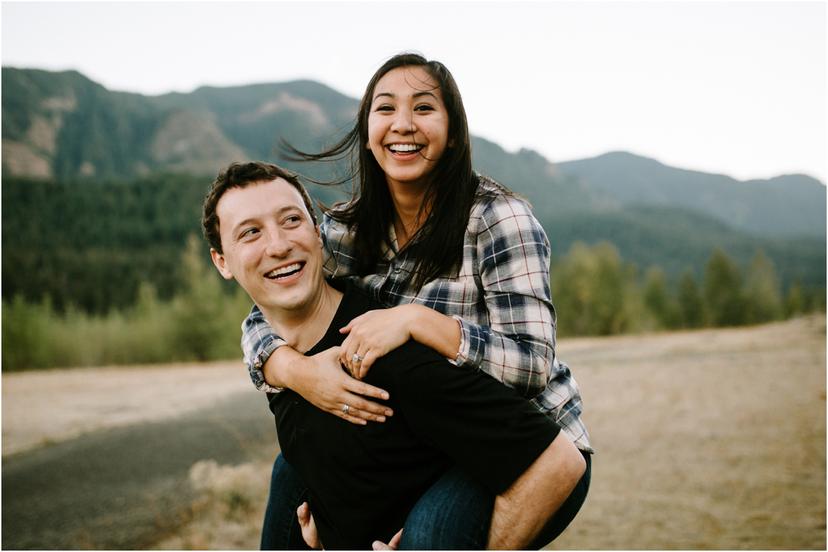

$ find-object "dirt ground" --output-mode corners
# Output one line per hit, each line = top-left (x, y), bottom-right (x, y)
(3, 315), (825, 549)
(551, 314), (826, 550)
(2, 361), (252, 456)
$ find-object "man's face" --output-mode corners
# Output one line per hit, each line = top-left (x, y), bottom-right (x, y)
(210, 178), (324, 317)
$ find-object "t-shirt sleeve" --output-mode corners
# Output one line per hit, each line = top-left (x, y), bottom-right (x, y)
(384, 342), (561, 495)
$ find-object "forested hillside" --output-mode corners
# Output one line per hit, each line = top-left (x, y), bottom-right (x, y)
(2, 66), (825, 369)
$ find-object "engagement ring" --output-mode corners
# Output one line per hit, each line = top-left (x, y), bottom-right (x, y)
(352, 353), (363, 363)
(342, 404), (350, 415)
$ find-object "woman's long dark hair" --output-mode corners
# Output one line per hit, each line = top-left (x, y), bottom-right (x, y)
(284, 53), (482, 290)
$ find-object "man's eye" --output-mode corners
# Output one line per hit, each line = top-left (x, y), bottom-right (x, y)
(284, 215), (302, 226)
(240, 228), (259, 239)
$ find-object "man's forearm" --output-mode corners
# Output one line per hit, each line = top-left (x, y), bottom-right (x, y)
(487, 432), (586, 549)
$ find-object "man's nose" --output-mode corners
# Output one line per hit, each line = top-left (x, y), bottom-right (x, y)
(264, 229), (292, 257)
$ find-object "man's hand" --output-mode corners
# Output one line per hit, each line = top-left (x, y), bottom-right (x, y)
(274, 346), (394, 425)
(297, 502), (321, 549)
(339, 306), (416, 378)
(372, 529), (403, 550)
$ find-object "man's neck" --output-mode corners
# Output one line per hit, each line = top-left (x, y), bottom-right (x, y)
(261, 283), (344, 353)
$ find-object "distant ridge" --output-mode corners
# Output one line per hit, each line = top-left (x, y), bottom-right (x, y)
(557, 151), (825, 238)
(2, 67), (825, 297)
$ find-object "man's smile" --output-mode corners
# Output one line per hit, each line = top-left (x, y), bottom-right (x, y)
(265, 261), (306, 281)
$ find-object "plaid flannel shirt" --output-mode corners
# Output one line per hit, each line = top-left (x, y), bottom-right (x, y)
(241, 176), (592, 453)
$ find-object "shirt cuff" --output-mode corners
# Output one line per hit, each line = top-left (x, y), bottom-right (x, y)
(250, 335), (287, 393)
(451, 316), (486, 368)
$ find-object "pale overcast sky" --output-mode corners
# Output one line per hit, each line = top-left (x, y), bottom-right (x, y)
(2, 1), (826, 183)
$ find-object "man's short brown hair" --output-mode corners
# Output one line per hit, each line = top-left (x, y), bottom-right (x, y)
(202, 162), (318, 253)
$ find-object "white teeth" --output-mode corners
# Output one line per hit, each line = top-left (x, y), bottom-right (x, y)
(267, 263), (302, 278)
(389, 144), (423, 153)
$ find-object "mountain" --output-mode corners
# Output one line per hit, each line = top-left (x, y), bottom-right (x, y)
(1, 67), (825, 312)
(557, 151), (825, 239)
(2, 67), (355, 184)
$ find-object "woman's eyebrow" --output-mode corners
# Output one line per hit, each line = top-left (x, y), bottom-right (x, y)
(372, 91), (438, 102)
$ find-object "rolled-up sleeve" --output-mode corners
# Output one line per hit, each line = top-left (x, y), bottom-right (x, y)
(241, 305), (286, 393)
(456, 196), (557, 397)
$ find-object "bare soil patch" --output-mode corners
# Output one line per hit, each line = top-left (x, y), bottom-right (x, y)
(4, 316), (825, 549)
(2, 361), (252, 456)
(551, 315), (826, 549)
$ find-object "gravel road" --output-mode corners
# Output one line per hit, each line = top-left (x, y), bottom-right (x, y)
(2, 389), (277, 549)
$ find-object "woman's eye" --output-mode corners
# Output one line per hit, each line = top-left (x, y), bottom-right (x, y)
(374, 104), (394, 112)
(415, 104), (435, 111)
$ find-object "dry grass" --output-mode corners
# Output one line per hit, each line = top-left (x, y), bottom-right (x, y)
(551, 314), (826, 549)
(152, 460), (272, 550)
(8, 316), (824, 549)
(157, 315), (826, 550)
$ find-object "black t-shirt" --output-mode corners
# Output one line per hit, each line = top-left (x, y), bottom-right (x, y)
(268, 284), (560, 549)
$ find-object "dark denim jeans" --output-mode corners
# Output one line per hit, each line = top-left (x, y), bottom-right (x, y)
(260, 451), (591, 550)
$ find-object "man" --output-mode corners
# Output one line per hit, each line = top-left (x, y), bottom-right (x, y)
(203, 161), (586, 549)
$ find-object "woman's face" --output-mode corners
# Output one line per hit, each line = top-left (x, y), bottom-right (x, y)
(367, 65), (450, 191)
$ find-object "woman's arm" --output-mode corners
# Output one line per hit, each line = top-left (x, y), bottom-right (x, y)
(456, 196), (557, 396)
(339, 196), (555, 398)
(242, 306), (393, 424)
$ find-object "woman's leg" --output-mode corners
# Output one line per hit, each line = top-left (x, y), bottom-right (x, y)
(260, 454), (312, 550)
(398, 466), (494, 550)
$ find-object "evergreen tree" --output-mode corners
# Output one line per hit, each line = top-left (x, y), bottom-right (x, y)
(677, 270), (705, 328)
(643, 267), (679, 329)
(552, 241), (641, 336)
(742, 250), (783, 324)
(784, 280), (804, 317)
(703, 249), (747, 326)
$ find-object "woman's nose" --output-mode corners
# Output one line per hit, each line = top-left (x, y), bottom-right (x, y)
(391, 110), (415, 134)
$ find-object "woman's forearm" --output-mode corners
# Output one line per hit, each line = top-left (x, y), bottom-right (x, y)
(407, 304), (462, 362)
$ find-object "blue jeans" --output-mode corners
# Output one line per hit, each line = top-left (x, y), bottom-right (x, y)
(260, 454), (312, 550)
(260, 452), (591, 550)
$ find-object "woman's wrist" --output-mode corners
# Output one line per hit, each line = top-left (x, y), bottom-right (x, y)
(407, 304), (461, 361)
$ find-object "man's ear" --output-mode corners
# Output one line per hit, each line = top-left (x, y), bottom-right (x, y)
(210, 248), (234, 280)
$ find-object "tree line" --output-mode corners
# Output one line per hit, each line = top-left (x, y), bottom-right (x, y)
(3, 236), (823, 371)
(552, 242), (823, 337)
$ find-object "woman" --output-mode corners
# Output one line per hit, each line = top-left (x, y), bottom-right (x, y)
(245, 53), (593, 549)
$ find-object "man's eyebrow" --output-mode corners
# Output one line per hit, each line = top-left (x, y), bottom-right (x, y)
(230, 217), (259, 236)
(229, 205), (302, 235)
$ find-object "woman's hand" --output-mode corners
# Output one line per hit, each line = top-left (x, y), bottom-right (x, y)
(288, 347), (394, 425)
(339, 306), (417, 379)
